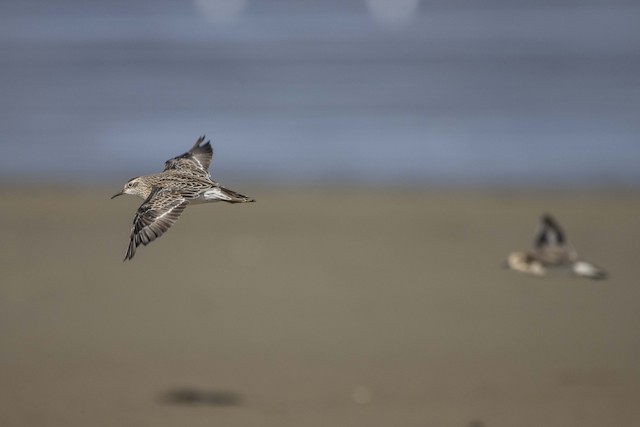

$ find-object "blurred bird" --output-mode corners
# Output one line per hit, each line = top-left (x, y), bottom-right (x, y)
(111, 136), (255, 261)
(505, 214), (607, 280)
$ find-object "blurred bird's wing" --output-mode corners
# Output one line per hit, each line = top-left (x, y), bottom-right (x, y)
(163, 136), (213, 176)
(533, 214), (578, 261)
(124, 187), (189, 261)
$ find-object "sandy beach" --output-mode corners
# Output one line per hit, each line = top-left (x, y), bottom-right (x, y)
(1, 187), (639, 427)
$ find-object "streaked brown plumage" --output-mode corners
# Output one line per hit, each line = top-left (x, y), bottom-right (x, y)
(112, 136), (254, 261)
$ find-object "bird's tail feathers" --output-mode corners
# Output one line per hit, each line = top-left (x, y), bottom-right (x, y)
(573, 260), (607, 280)
(203, 186), (255, 203)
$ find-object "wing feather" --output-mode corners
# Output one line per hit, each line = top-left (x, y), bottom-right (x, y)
(163, 136), (213, 175)
(533, 213), (577, 262)
(124, 188), (189, 261)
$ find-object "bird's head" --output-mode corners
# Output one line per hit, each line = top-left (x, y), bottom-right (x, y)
(505, 251), (528, 271)
(505, 251), (545, 276)
(111, 177), (150, 200)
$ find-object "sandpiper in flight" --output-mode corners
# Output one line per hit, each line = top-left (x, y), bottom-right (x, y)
(505, 214), (607, 280)
(111, 136), (255, 261)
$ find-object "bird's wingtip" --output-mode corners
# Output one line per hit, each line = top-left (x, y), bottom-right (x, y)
(541, 212), (555, 222)
(192, 135), (207, 148)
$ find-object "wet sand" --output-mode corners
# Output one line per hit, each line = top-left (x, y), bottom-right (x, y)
(1, 187), (639, 427)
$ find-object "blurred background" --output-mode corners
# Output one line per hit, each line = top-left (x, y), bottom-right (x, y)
(2, 0), (640, 186)
(1, 1), (640, 426)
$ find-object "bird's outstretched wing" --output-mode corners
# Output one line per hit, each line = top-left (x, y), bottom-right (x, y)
(533, 214), (577, 261)
(164, 136), (213, 176)
(125, 188), (189, 261)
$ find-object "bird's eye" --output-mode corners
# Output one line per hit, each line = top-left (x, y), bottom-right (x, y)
(127, 182), (133, 187)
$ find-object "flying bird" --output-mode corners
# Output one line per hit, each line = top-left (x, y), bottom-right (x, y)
(505, 214), (607, 280)
(111, 136), (254, 261)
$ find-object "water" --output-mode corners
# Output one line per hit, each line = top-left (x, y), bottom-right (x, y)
(1, 0), (639, 186)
